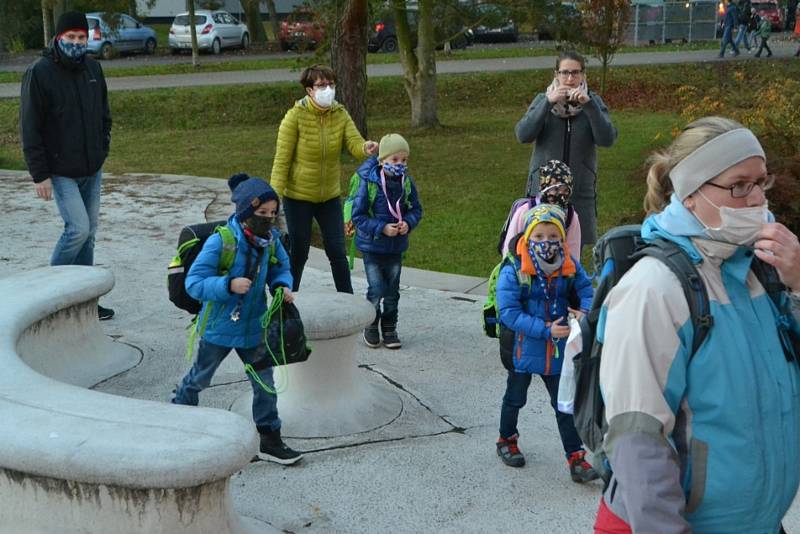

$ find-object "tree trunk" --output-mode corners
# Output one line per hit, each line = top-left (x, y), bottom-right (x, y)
(189, 0), (199, 67)
(42, 0), (53, 46)
(331, 0), (368, 136)
(128, 0), (138, 17)
(241, 0), (267, 43)
(411, 0), (439, 127)
(264, 0), (280, 41)
(392, 0), (440, 128)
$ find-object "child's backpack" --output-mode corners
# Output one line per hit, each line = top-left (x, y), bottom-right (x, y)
(168, 221), (237, 315)
(497, 198), (575, 255)
(571, 224), (794, 475)
(343, 170), (413, 269)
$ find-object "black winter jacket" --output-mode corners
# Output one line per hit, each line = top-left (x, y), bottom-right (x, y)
(20, 40), (112, 183)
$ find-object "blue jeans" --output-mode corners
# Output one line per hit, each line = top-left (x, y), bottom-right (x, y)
(363, 252), (402, 326)
(733, 23), (751, 49)
(50, 169), (102, 266)
(719, 26), (740, 56)
(283, 196), (353, 294)
(499, 371), (583, 456)
(173, 339), (280, 433)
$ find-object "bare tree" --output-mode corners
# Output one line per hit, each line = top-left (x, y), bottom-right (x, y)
(392, 0), (439, 128)
(573, 0), (631, 93)
(330, 0), (368, 136)
(241, 0), (268, 44)
(264, 0), (280, 41)
(188, 0), (199, 66)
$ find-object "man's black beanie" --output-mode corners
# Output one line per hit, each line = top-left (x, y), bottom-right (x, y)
(55, 11), (89, 36)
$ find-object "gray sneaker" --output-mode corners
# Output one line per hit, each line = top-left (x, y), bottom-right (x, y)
(496, 434), (525, 468)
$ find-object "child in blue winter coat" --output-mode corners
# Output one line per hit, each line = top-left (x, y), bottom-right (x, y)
(495, 204), (598, 482)
(172, 173), (301, 465)
(351, 134), (423, 349)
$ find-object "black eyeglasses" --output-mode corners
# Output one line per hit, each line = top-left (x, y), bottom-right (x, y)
(557, 69), (583, 78)
(704, 175), (774, 198)
(312, 82), (335, 89)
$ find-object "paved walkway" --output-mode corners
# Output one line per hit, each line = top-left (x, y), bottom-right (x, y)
(2, 169), (799, 532)
(2, 42), (799, 98)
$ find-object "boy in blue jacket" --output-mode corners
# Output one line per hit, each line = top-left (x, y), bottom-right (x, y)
(351, 134), (423, 349)
(173, 173), (301, 465)
(495, 204), (598, 482)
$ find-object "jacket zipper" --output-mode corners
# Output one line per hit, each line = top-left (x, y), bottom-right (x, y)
(545, 277), (553, 375)
(319, 114), (327, 199)
(562, 117), (572, 166)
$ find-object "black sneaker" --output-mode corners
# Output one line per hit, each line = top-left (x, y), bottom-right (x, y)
(259, 430), (303, 465)
(381, 324), (402, 349)
(568, 450), (600, 483)
(98, 305), (115, 321)
(364, 324), (381, 348)
(496, 434), (525, 468)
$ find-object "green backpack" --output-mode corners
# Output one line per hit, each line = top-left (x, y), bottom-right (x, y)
(482, 251), (532, 338)
(343, 171), (412, 270)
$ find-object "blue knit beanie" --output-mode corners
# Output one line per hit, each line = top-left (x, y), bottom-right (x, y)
(228, 173), (279, 220)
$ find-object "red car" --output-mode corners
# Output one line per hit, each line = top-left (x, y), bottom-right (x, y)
(752, 0), (784, 30)
(278, 9), (325, 51)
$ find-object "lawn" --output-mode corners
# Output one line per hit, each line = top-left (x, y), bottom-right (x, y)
(2, 60), (797, 276)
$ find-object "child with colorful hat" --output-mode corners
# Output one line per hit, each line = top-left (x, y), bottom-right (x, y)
(494, 204), (598, 482)
(501, 160), (582, 257)
(350, 134), (423, 349)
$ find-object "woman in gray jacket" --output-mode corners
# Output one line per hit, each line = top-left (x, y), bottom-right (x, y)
(515, 51), (617, 249)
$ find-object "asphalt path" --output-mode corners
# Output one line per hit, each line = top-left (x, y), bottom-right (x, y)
(1, 39), (798, 98)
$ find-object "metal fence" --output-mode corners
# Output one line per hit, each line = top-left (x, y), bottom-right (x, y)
(627, 0), (720, 45)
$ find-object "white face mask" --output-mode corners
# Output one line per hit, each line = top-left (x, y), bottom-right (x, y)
(313, 86), (335, 108)
(694, 189), (768, 246)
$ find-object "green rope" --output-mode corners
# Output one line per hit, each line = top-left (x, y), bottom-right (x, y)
(245, 287), (291, 395)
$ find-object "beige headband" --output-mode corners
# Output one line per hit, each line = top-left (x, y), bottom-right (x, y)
(669, 128), (765, 200)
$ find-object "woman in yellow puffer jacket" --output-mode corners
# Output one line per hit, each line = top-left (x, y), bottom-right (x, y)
(270, 64), (378, 293)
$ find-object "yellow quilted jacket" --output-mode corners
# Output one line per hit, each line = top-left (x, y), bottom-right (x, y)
(270, 96), (367, 203)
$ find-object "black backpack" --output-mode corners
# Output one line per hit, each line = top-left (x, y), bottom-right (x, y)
(571, 225), (795, 468)
(167, 221), (238, 315)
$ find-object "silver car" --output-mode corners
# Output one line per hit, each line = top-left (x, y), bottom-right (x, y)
(168, 10), (249, 54)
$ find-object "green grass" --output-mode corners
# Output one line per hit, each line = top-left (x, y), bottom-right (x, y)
(3, 60), (798, 276)
(0, 38), (721, 84)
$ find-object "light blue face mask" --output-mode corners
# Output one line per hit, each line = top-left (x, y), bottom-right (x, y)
(58, 38), (88, 60)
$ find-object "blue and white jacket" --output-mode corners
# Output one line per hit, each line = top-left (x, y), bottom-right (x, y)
(185, 215), (292, 349)
(599, 195), (800, 532)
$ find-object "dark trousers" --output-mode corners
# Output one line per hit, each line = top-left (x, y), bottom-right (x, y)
(362, 252), (402, 326)
(755, 37), (772, 56)
(499, 371), (583, 456)
(282, 196), (353, 294)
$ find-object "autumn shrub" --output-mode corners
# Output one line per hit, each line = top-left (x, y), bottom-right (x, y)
(678, 75), (800, 232)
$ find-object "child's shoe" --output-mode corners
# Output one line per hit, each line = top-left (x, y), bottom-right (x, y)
(364, 323), (381, 348)
(496, 434), (525, 467)
(259, 429), (303, 465)
(381, 323), (402, 349)
(567, 450), (600, 483)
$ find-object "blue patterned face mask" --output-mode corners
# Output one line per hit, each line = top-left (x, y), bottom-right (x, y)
(530, 239), (562, 262)
(382, 162), (406, 177)
(58, 38), (88, 60)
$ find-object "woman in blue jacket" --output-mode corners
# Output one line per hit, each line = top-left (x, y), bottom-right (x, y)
(173, 174), (301, 465)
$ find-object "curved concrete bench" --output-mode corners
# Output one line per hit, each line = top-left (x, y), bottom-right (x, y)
(0, 266), (260, 534)
(233, 290), (403, 438)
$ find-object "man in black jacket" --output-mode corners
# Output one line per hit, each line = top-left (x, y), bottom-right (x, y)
(20, 11), (114, 320)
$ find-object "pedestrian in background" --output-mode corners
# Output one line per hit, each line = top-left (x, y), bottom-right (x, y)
(718, 0), (741, 57)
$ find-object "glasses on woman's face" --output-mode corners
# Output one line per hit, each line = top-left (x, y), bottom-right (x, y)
(704, 175), (775, 198)
(557, 69), (583, 79)
(313, 81), (335, 89)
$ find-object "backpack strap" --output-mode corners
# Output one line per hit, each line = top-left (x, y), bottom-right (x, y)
(402, 176), (413, 210)
(635, 239), (712, 359)
(751, 257), (798, 362)
(367, 181), (379, 217)
(215, 225), (237, 274)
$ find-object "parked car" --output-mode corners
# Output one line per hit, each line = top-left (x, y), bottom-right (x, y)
(168, 10), (249, 55)
(278, 8), (325, 51)
(536, 1), (581, 41)
(368, 7), (473, 53)
(86, 13), (157, 60)
(472, 3), (519, 43)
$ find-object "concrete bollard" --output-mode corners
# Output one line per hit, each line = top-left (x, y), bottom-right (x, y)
(232, 290), (403, 438)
